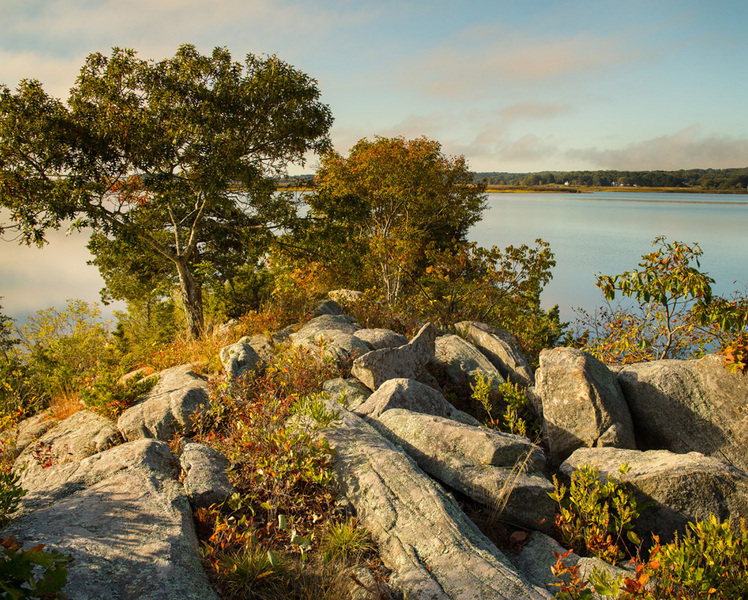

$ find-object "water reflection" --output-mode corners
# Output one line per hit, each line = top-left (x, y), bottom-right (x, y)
(469, 192), (748, 323)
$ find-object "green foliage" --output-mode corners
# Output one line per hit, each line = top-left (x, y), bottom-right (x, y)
(303, 136), (487, 303)
(407, 240), (564, 365)
(475, 167), (748, 191)
(195, 344), (342, 529)
(595, 236), (713, 361)
(0, 471), (25, 527)
(0, 472), (69, 599)
(555, 516), (748, 600)
(17, 300), (111, 402)
(319, 519), (374, 565)
(1, 45), (332, 338)
(0, 537), (69, 600)
(79, 371), (158, 420)
(0, 302), (17, 358)
(581, 237), (748, 366)
(470, 372), (540, 439)
(215, 542), (291, 600)
(549, 463), (641, 564)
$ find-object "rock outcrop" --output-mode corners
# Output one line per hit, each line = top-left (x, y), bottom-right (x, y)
(219, 335), (264, 379)
(536, 348), (636, 464)
(372, 409), (555, 532)
(14, 409), (121, 482)
(354, 377), (479, 425)
(323, 377), (372, 411)
(118, 364), (210, 441)
(458, 321), (535, 387)
(432, 333), (505, 398)
(320, 399), (551, 600)
(351, 323), (436, 391)
(5, 439), (219, 600)
(616, 355), (748, 472)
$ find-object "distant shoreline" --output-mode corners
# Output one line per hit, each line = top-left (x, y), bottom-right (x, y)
(485, 184), (748, 195)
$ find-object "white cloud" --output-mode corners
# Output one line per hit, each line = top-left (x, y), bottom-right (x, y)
(397, 25), (644, 99)
(568, 125), (748, 170)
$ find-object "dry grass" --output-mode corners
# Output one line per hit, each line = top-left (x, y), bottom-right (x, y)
(49, 391), (84, 421)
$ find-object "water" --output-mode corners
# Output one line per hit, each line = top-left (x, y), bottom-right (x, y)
(469, 191), (748, 324)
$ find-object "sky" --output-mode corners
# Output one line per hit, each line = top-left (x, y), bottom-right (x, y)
(2, 0), (748, 323)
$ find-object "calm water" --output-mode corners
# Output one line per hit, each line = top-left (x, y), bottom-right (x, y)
(469, 191), (748, 323)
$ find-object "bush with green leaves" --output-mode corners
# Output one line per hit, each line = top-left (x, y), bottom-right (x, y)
(17, 300), (111, 401)
(549, 463), (641, 564)
(555, 515), (748, 600)
(79, 371), (158, 420)
(470, 371), (540, 439)
(580, 236), (748, 369)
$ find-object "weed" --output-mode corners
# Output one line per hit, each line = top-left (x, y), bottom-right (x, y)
(549, 463), (641, 564)
(215, 541), (292, 600)
(319, 519), (374, 565)
(471, 371), (540, 439)
(79, 371), (158, 420)
(555, 515), (748, 600)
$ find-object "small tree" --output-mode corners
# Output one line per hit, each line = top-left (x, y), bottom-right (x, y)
(307, 136), (487, 303)
(0, 45), (332, 338)
(583, 236), (748, 366)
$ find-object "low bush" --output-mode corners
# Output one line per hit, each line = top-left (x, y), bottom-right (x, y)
(549, 463), (641, 564)
(79, 371), (159, 420)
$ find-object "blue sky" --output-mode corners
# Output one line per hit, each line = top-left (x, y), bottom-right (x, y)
(2, 0), (748, 321)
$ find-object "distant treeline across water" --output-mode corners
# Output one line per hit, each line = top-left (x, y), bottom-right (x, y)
(472, 167), (748, 191)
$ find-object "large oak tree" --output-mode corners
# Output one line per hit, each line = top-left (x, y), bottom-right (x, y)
(0, 45), (332, 337)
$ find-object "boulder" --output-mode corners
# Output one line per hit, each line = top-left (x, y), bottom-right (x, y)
(377, 408), (544, 471)
(117, 364), (209, 442)
(328, 289), (364, 303)
(561, 447), (748, 544)
(291, 314), (361, 341)
(536, 348), (635, 465)
(312, 298), (344, 316)
(616, 354), (748, 472)
(14, 410), (57, 454)
(5, 439), (219, 600)
(351, 323), (436, 391)
(219, 336), (263, 379)
(374, 409), (554, 532)
(14, 409), (121, 483)
(179, 440), (236, 510)
(323, 377), (372, 411)
(432, 334), (505, 398)
(458, 321), (535, 387)
(291, 314), (370, 364)
(320, 400), (551, 600)
(354, 378), (480, 425)
(353, 328), (408, 350)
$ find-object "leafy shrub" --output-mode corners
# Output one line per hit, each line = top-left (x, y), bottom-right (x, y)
(0, 470), (25, 527)
(0, 537), (69, 600)
(580, 237), (748, 368)
(18, 300), (111, 400)
(555, 515), (748, 600)
(79, 371), (158, 420)
(549, 463), (641, 564)
(471, 372), (540, 439)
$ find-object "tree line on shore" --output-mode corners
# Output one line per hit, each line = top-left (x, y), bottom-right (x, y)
(473, 167), (748, 190)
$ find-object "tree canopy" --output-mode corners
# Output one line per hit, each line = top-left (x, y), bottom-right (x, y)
(306, 136), (487, 301)
(0, 44), (333, 337)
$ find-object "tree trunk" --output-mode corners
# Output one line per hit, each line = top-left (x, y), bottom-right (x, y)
(174, 259), (204, 339)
